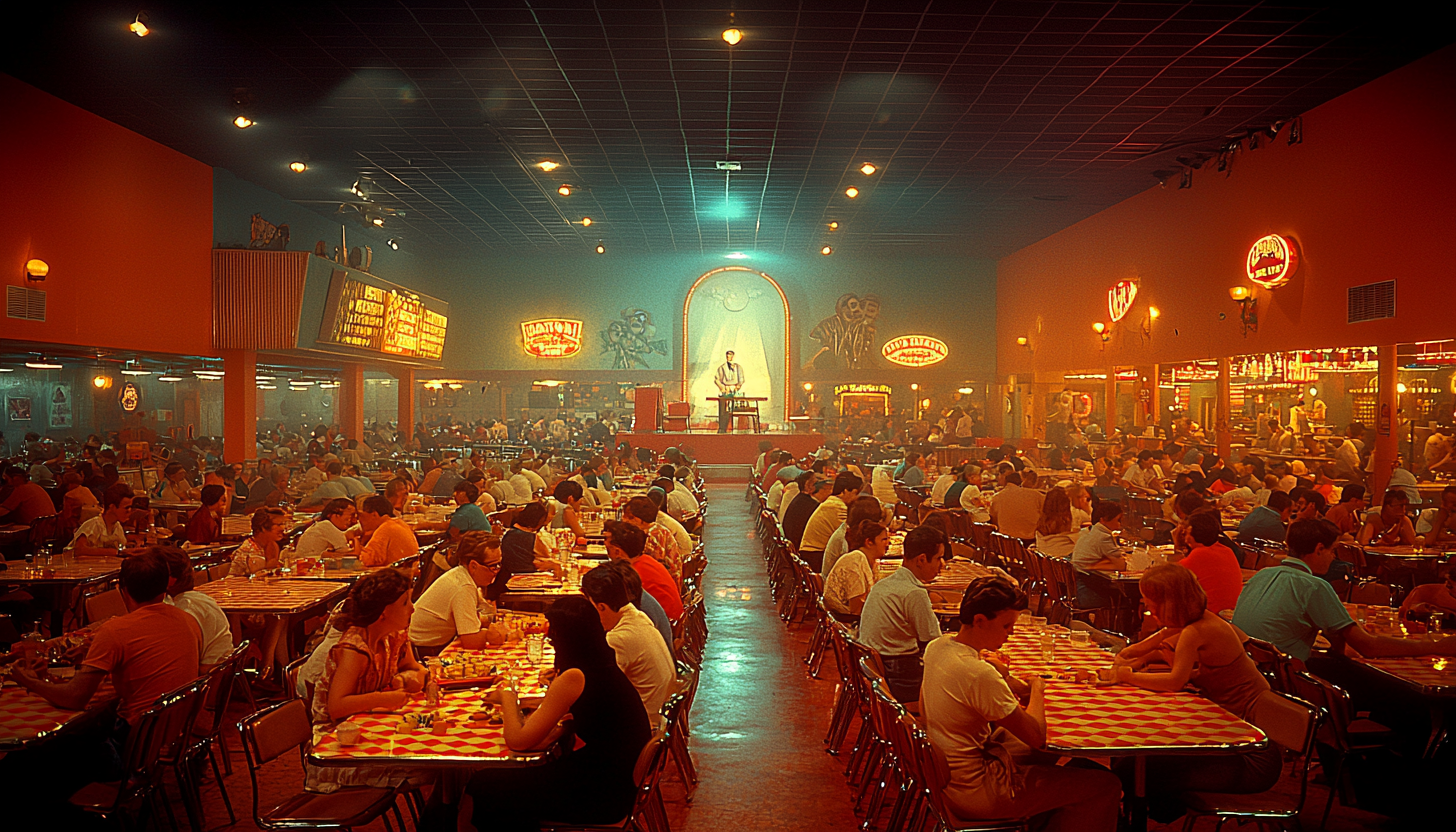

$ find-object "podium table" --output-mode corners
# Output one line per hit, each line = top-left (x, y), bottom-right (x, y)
(707, 396), (766, 432)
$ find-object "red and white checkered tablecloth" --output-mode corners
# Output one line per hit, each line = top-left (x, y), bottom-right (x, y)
(4, 558), (120, 584)
(993, 629), (1265, 754)
(194, 577), (349, 614)
(1356, 655), (1456, 696)
(0, 685), (91, 749)
(310, 688), (547, 766)
(440, 639), (556, 699)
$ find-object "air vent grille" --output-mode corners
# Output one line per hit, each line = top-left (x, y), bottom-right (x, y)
(5, 285), (46, 321)
(1347, 280), (1395, 323)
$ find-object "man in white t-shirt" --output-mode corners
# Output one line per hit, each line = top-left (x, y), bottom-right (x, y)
(408, 533), (502, 654)
(159, 547), (235, 667)
(295, 498), (360, 559)
(508, 461), (535, 504)
(921, 576), (1119, 829)
(582, 563), (676, 726)
(69, 483), (135, 556)
(929, 465), (958, 507)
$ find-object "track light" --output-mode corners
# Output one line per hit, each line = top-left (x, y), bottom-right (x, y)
(232, 115), (254, 129)
(130, 11), (150, 37)
(581, 217), (592, 226)
(827, 221), (839, 230)
(386, 238), (400, 250)
(537, 160), (560, 171)
(595, 243), (606, 254)
(349, 178), (372, 200)
(289, 161), (307, 173)
(558, 185), (572, 197)
(820, 246), (833, 255)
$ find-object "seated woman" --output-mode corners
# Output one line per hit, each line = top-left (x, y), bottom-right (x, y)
(408, 531), (503, 656)
(823, 520), (889, 620)
(921, 577), (1120, 830)
(307, 568), (427, 790)
(550, 479), (590, 544)
(1033, 487), (1083, 559)
(1112, 564), (1283, 822)
(486, 501), (556, 601)
(463, 595), (652, 832)
(228, 507), (290, 687)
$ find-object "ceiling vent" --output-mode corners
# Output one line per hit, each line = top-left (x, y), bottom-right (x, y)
(5, 285), (46, 321)
(1347, 280), (1395, 323)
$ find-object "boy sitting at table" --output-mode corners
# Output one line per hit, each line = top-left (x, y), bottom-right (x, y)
(1069, 501), (1128, 611)
(859, 525), (946, 706)
(921, 576), (1120, 831)
(1356, 488), (1416, 547)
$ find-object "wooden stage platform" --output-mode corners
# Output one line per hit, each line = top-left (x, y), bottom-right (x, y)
(629, 431), (826, 465)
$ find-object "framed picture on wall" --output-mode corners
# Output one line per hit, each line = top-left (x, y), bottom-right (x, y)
(6, 396), (32, 422)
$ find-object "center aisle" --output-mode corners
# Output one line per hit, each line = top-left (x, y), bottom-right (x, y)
(666, 482), (863, 831)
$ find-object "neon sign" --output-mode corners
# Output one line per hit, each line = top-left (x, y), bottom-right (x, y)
(834, 384), (892, 396)
(1107, 279), (1138, 322)
(520, 319), (584, 358)
(1246, 234), (1298, 289)
(119, 382), (140, 413)
(881, 336), (948, 368)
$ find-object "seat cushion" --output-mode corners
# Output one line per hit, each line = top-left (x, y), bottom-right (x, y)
(263, 786), (399, 826)
(1182, 790), (1298, 817)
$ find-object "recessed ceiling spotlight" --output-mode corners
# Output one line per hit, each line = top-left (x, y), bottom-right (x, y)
(722, 28), (743, 46)
(595, 243), (606, 254)
(289, 161), (307, 173)
(820, 246), (833, 255)
(538, 160), (560, 172)
(827, 221), (839, 231)
(130, 11), (151, 37)
(371, 216), (384, 227)
(580, 217), (592, 226)
(844, 187), (859, 198)
(233, 115), (254, 129)
(558, 185), (573, 197)
(386, 238), (400, 250)
(860, 163), (877, 175)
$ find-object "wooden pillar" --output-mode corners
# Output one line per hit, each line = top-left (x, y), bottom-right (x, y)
(1369, 344), (1399, 503)
(392, 367), (416, 444)
(1215, 357), (1232, 460)
(221, 350), (257, 463)
(338, 363), (364, 443)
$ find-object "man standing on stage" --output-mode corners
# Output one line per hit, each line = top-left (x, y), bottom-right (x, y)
(715, 350), (744, 434)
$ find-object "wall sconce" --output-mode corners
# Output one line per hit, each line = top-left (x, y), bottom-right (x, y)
(1015, 336), (1030, 348)
(1228, 286), (1258, 336)
(25, 259), (49, 282)
(802, 382), (814, 393)
(1140, 306), (1160, 342)
(1092, 321), (1110, 347)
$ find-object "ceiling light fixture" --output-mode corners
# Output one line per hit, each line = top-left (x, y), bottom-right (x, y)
(844, 187), (859, 198)
(595, 243), (606, 254)
(370, 216), (384, 227)
(0, 367), (12, 373)
(232, 115), (254, 129)
(93, 375), (110, 389)
(722, 28), (743, 46)
(386, 238), (400, 250)
(158, 368), (183, 382)
(827, 221), (839, 231)
(25, 357), (63, 370)
(289, 161), (307, 173)
(860, 163), (877, 175)
(257, 383), (277, 390)
(130, 11), (150, 37)
(580, 217), (592, 226)
(447, 383), (463, 390)
(958, 387), (974, 394)
(1015, 337), (1029, 347)
(121, 361), (150, 376)
(558, 185), (572, 197)
(820, 246), (833, 255)
(349, 178), (372, 200)
(537, 160), (560, 172)
(724, 252), (749, 260)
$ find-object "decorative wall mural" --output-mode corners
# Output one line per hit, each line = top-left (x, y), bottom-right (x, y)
(805, 292), (882, 370)
(600, 308), (668, 369)
(248, 214), (290, 250)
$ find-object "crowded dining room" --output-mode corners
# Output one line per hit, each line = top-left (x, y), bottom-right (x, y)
(2, 2), (1454, 830)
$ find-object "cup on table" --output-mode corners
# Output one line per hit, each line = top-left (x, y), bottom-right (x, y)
(1070, 631), (1090, 647)
(342, 557), (360, 571)
(1030, 616), (1047, 633)
(336, 722), (362, 746)
(526, 633), (545, 665)
(1039, 632), (1055, 662)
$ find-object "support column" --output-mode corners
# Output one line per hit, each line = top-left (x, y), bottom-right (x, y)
(221, 350), (257, 463)
(1215, 357), (1232, 461)
(1150, 364), (1162, 435)
(392, 367), (416, 445)
(338, 363), (364, 443)
(1105, 369), (1118, 434)
(1369, 344), (1399, 503)
(1133, 366), (1157, 429)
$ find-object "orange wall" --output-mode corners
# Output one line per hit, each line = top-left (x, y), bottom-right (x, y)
(0, 74), (213, 354)
(996, 45), (1456, 379)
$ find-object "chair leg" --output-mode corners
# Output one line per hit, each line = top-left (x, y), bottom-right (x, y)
(208, 743), (237, 824)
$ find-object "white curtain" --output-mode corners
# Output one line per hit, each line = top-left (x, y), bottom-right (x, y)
(685, 271), (786, 426)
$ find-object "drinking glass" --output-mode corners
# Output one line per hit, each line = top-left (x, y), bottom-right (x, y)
(526, 634), (545, 665)
(1030, 616), (1047, 633)
(1039, 632), (1055, 663)
(1070, 631), (1091, 647)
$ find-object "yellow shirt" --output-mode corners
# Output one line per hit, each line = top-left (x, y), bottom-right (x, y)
(362, 517), (419, 567)
(800, 495), (848, 552)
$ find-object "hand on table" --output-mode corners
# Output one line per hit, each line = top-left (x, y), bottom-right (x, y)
(392, 670), (427, 693)
(375, 689), (409, 711)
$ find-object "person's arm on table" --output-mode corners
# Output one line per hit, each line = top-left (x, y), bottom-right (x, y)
(1335, 624), (1456, 658)
(1117, 628), (1199, 690)
(996, 676), (1047, 749)
(486, 668), (581, 751)
(327, 649), (410, 720)
(7, 666), (106, 711)
(1115, 627), (1180, 669)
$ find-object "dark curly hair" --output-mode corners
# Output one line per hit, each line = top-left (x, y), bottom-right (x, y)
(335, 568), (412, 629)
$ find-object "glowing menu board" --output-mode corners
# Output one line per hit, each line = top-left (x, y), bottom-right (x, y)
(318, 270), (448, 360)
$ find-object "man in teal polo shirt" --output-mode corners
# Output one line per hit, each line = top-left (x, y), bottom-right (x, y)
(1233, 519), (1456, 662)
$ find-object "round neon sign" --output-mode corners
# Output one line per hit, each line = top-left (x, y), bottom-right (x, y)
(881, 335), (948, 368)
(1246, 234), (1298, 289)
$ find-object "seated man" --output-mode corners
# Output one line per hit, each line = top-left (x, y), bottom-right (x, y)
(409, 532), (501, 655)
(184, 484), (226, 545)
(243, 465), (290, 512)
(0, 465), (55, 525)
(605, 519), (683, 621)
(1236, 489), (1292, 544)
(1357, 488), (1416, 546)
(1178, 510), (1245, 615)
(0, 551), (202, 826)
(449, 481), (492, 541)
(1069, 501), (1128, 610)
(859, 525), (946, 705)
(800, 472), (862, 571)
(606, 559), (674, 649)
(582, 564), (676, 726)
(1421, 485), (1456, 548)
(158, 547), (235, 667)
(486, 501), (555, 601)
(298, 462), (353, 510)
(357, 494), (419, 568)
(623, 495), (683, 581)
(783, 473), (830, 552)
(922, 576), (1120, 830)
(1323, 484), (1367, 541)
(1400, 566), (1456, 620)
(1233, 519), (1456, 663)
(295, 498), (359, 559)
(69, 483), (137, 556)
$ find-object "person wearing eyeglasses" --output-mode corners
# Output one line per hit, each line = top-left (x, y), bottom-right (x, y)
(409, 532), (502, 656)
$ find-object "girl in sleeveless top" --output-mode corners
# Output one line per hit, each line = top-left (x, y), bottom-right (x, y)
(1111, 564), (1283, 821)
(463, 595), (652, 831)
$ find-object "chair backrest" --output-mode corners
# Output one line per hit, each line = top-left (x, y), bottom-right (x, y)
(1290, 670), (1355, 751)
(631, 727), (670, 787)
(207, 562), (231, 583)
(1349, 581), (1392, 607)
(240, 697), (311, 770)
(1243, 636), (1295, 693)
(84, 588), (128, 625)
(28, 513), (65, 551)
(105, 677), (207, 813)
(969, 522), (995, 562)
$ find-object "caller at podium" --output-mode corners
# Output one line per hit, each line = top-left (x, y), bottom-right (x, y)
(714, 350), (745, 434)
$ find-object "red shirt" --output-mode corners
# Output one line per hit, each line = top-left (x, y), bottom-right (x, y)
(185, 507), (221, 544)
(83, 603), (202, 724)
(1180, 544), (1244, 614)
(1, 482), (55, 525)
(632, 554), (683, 620)
(1324, 502), (1358, 537)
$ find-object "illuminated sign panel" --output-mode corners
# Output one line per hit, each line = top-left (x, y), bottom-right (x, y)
(1246, 234), (1298, 289)
(881, 336), (948, 368)
(834, 384), (892, 396)
(318, 271), (448, 360)
(1107, 279), (1138, 322)
(119, 382), (140, 412)
(521, 318), (584, 358)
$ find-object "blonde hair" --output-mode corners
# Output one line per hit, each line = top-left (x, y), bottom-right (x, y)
(1139, 563), (1208, 628)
